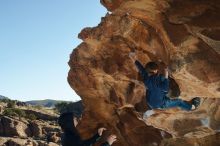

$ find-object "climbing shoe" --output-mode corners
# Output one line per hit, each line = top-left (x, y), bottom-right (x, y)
(191, 97), (200, 109)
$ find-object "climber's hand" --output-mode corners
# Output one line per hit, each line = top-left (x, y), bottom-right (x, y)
(129, 52), (137, 63)
(164, 67), (169, 78)
(98, 127), (107, 136)
(106, 135), (117, 145)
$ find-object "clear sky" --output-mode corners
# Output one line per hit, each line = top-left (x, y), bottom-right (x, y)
(0, 0), (107, 101)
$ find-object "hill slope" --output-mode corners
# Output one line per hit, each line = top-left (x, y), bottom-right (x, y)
(0, 95), (9, 100)
(26, 99), (71, 107)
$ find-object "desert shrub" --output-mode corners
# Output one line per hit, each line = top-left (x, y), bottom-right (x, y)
(27, 113), (37, 120)
(34, 105), (43, 110)
(55, 101), (83, 114)
(54, 102), (68, 113)
(3, 108), (17, 116)
(7, 100), (16, 108)
(3, 108), (26, 117)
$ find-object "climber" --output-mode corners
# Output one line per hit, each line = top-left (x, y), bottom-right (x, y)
(58, 111), (117, 146)
(129, 52), (200, 113)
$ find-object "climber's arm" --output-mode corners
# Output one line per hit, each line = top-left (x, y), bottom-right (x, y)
(159, 68), (169, 92)
(135, 60), (149, 80)
(129, 52), (148, 80)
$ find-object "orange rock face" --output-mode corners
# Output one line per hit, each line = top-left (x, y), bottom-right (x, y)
(68, 0), (220, 145)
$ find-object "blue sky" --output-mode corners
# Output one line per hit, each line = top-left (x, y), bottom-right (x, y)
(0, 0), (107, 101)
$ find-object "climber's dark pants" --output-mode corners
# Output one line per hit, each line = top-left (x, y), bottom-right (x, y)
(160, 96), (192, 111)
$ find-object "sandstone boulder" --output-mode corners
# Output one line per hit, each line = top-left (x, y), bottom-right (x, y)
(0, 116), (31, 137)
(68, 0), (220, 145)
(29, 121), (43, 137)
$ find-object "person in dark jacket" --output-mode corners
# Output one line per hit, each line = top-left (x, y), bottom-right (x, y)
(58, 112), (117, 146)
(129, 52), (200, 111)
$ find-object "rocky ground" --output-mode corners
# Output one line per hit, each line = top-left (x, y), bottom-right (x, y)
(0, 101), (61, 146)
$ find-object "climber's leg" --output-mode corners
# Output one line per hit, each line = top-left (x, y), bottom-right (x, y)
(162, 96), (192, 111)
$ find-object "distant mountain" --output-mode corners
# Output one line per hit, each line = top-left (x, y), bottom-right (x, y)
(0, 95), (9, 100)
(26, 99), (71, 107)
(0, 95), (72, 108)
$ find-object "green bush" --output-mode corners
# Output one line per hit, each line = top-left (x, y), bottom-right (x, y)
(54, 101), (83, 114)
(27, 114), (37, 120)
(54, 102), (68, 113)
(7, 101), (16, 108)
(34, 105), (43, 110)
(0, 99), (17, 108)
(3, 108), (17, 116)
(3, 108), (26, 117)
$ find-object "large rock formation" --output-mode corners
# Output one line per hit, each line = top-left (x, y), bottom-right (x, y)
(68, 0), (220, 145)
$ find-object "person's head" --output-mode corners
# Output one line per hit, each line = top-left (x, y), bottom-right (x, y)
(145, 61), (159, 75)
(58, 112), (82, 132)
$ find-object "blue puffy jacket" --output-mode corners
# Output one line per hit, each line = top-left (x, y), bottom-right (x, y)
(135, 60), (169, 109)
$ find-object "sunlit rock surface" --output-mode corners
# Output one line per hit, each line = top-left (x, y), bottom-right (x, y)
(145, 98), (220, 137)
(68, 0), (220, 145)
